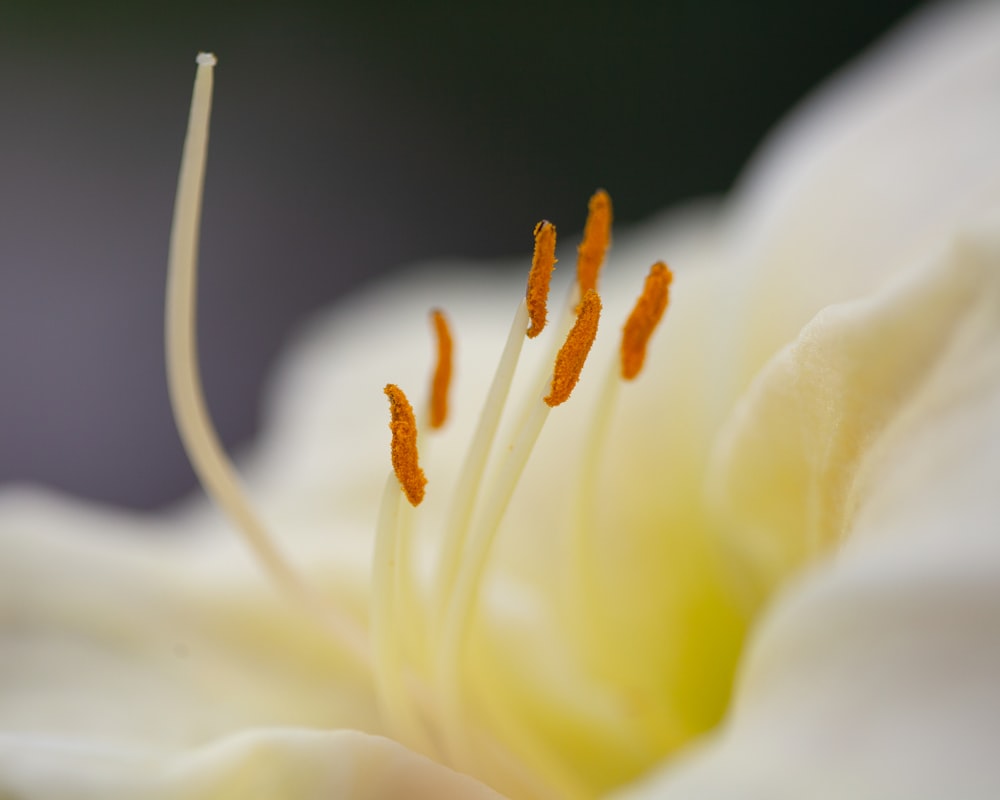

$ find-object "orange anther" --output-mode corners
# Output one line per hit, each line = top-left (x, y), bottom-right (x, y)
(576, 190), (612, 298)
(384, 384), (427, 506)
(544, 289), (602, 407)
(621, 262), (672, 381)
(428, 309), (453, 429)
(526, 220), (557, 338)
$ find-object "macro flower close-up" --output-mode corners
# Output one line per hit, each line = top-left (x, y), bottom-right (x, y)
(2, 2), (1000, 799)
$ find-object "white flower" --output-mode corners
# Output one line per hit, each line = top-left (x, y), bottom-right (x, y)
(2, 3), (1000, 799)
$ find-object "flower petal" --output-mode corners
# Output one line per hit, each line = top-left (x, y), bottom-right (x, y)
(157, 728), (504, 800)
(725, 0), (1000, 390)
(0, 490), (381, 764)
(710, 209), (1000, 597)
(0, 728), (504, 800)
(615, 213), (1000, 797)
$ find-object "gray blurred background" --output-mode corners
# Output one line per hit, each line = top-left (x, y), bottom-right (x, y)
(0, 0), (923, 509)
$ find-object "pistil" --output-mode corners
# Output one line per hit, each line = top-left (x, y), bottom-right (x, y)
(166, 53), (368, 665)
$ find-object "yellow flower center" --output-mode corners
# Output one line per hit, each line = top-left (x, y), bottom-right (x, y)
(168, 54), (752, 800)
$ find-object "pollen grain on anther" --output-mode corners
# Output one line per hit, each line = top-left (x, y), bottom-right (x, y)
(526, 220), (557, 338)
(384, 384), (427, 506)
(621, 261), (673, 381)
(545, 288), (602, 407)
(428, 309), (453, 429)
(576, 189), (612, 298)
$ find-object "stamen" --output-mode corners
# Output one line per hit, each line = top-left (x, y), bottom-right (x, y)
(165, 54), (368, 665)
(437, 379), (553, 773)
(433, 299), (529, 628)
(544, 289), (602, 407)
(526, 220), (557, 338)
(576, 189), (612, 297)
(570, 263), (673, 672)
(570, 358), (622, 673)
(621, 261), (673, 380)
(372, 473), (434, 754)
(385, 384), (428, 506)
(428, 309), (454, 429)
(425, 202), (611, 780)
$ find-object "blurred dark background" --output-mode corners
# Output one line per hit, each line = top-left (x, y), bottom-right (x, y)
(0, 0), (924, 509)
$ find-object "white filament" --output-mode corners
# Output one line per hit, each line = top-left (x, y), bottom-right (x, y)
(436, 392), (553, 770)
(432, 299), (530, 629)
(372, 474), (434, 753)
(571, 357), (621, 664)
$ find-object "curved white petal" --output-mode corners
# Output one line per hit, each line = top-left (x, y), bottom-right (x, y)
(0, 728), (504, 800)
(725, 0), (1000, 390)
(709, 209), (1000, 597)
(614, 214), (1000, 799)
(0, 490), (382, 765)
(157, 728), (504, 800)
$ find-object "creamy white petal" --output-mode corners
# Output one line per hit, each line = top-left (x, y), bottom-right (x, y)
(156, 728), (504, 800)
(0, 733), (160, 800)
(0, 490), (382, 765)
(614, 213), (1000, 799)
(709, 208), (1000, 597)
(0, 728), (504, 800)
(725, 0), (1000, 390)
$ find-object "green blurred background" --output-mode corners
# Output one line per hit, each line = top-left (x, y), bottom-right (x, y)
(0, 0), (924, 508)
